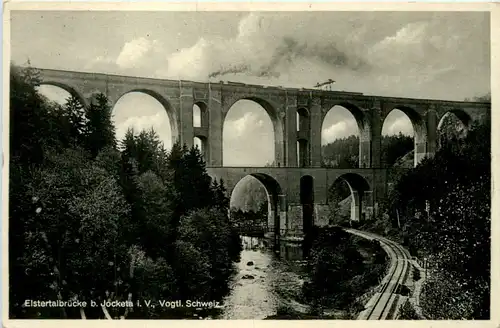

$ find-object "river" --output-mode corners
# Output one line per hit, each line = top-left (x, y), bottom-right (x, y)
(215, 236), (307, 319)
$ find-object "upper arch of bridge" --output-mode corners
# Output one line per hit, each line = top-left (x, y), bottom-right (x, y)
(38, 81), (87, 107)
(220, 94), (284, 140)
(437, 109), (472, 130)
(35, 68), (491, 123)
(321, 101), (369, 136)
(113, 89), (180, 143)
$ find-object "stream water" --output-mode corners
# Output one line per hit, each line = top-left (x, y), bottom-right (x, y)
(215, 236), (306, 319)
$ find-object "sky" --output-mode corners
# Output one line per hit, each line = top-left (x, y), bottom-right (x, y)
(12, 11), (491, 166)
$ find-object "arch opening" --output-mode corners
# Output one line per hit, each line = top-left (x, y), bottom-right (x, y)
(230, 173), (284, 237)
(38, 82), (86, 107)
(297, 107), (310, 132)
(112, 91), (175, 151)
(381, 107), (424, 168)
(223, 99), (281, 167)
(321, 104), (365, 169)
(193, 104), (202, 128)
(297, 139), (309, 167)
(437, 110), (470, 149)
(193, 102), (208, 128)
(193, 136), (207, 158)
(328, 173), (370, 224)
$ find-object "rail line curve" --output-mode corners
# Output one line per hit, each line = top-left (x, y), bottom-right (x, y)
(346, 228), (412, 320)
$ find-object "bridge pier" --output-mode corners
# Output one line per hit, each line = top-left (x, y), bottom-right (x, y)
(278, 194), (287, 235)
(286, 204), (303, 236)
(314, 204), (330, 227)
(363, 190), (374, 220)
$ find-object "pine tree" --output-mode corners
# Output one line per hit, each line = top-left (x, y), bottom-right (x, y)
(84, 93), (116, 157)
(10, 64), (52, 164)
(64, 95), (87, 146)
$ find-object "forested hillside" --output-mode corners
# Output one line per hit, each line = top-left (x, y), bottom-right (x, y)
(364, 94), (491, 319)
(321, 133), (414, 169)
(9, 65), (242, 319)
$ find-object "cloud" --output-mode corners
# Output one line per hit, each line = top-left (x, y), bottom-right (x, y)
(157, 12), (488, 102)
(322, 121), (358, 143)
(225, 112), (258, 138)
(77, 12), (488, 102)
(116, 37), (160, 69)
(382, 116), (414, 137)
(36, 85), (71, 105)
(223, 102), (274, 166)
(163, 12), (371, 85)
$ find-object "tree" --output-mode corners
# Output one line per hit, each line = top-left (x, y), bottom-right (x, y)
(84, 93), (116, 157)
(303, 227), (365, 311)
(11, 148), (131, 318)
(135, 171), (176, 259)
(321, 135), (359, 169)
(178, 208), (238, 300)
(381, 132), (414, 167)
(10, 64), (54, 165)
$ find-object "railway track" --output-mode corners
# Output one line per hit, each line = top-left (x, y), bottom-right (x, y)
(346, 228), (412, 320)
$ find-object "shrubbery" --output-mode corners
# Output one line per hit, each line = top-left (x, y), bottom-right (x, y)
(398, 300), (420, 320)
(302, 227), (387, 315)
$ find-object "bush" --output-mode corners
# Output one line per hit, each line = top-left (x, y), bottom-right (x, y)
(302, 227), (365, 309)
(420, 270), (485, 319)
(398, 300), (420, 320)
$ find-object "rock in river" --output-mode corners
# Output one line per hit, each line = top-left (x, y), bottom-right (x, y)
(247, 261), (254, 266)
(241, 274), (255, 280)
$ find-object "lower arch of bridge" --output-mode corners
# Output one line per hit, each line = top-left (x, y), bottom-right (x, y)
(321, 104), (369, 168)
(222, 98), (283, 167)
(330, 173), (372, 222)
(112, 90), (179, 147)
(230, 173), (285, 236)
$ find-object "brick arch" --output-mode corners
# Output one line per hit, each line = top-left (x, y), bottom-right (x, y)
(297, 107), (310, 133)
(321, 101), (370, 133)
(437, 108), (472, 130)
(221, 96), (285, 167)
(38, 81), (87, 107)
(381, 105), (428, 167)
(112, 89), (179, 145)
(229, 172), (286, 236)
(329, 172), (372, 221)
(321, 101), (371, 168)
(331, 172), (371, 193)
(193, 101), (209, 129)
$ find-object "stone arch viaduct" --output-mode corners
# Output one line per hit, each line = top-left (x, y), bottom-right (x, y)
(36, 68), (491, 237)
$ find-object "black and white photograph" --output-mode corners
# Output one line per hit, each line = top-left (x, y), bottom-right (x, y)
(4, 3), (494, 322)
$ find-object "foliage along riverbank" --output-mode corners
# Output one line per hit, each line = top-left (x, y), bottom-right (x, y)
(9, 65), (242, 319)
(265, 226), (388, 319)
